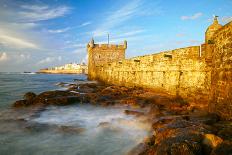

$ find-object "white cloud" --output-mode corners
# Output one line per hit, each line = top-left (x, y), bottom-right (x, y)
(181, 12), (203, 20)
(48, 27), (70, 33)
(38, 56), (62, 64)
(93, 0), (142, 37)
(221, 16), (232, 23)
(19, 5), (71, 22)
(0, 52), (8, 61)
(0, 34), (38, 49)
(117, 29), (145, 38)
(81, 22), (91, 27)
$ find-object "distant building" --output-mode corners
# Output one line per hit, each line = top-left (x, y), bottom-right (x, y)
(38, 63), (88, 74)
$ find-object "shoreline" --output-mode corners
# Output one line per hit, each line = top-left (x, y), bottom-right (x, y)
(37, 69), (87, 74)
(12, 79), (232, 155)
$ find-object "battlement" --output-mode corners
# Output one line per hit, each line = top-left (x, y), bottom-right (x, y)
(87, 39), (127, 79)
(87, 39), (127, 50)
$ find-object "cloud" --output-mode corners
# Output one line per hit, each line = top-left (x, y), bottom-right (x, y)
(81, 22), (91, 27)
(93, 0), (143, 37)
(38, 56), (62, 64)
(0, 52), (8, 61)
(117, 29), (145, 38)
(48, 27), (70, 33)
(0, 34), (38, 49)
(181, 12), (203, 20)
(221, 16), (232, 23)
(19, 5), (71, 22)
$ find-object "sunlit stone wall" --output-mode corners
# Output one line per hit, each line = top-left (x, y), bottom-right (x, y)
(87, 21), (232, 120)
(209, 22), (232, 120)
(93, 46), (211, 105)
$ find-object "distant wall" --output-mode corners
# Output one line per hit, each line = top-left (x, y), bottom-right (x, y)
(93, 46), (211, 104)
(38, 69), (87, 74)
(210, 22), (232, 119)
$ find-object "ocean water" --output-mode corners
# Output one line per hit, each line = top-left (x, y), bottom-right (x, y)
(0, 73), (149, 155)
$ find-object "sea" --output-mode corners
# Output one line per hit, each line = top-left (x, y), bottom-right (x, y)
(0, 73), (149, 155)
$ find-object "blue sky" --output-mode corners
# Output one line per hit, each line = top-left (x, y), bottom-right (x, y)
(0, 0), (231, 72)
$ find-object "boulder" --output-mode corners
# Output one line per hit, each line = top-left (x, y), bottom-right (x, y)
(203, 134), (223, 148)
(211, 140), (232, 155)
(23, 92), (36, 101)
(155, 134), (203, 155)
(13, 90), (81, 107)
(124, 110), (144, 116)
(13, 100), (27, 107)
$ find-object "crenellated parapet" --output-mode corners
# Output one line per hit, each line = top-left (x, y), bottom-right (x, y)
(87, 38), (127, 80)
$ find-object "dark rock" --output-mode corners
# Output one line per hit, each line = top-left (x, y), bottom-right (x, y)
(124, 110), (144, 116)
(218, 127), (232, 141)
(58, 126), (85, 134)
(23, 92), (36, 101)
(188, 113), (220, 125)
(155, 134), (203, 155)
(13, 90), (81, 107)
(202, 134), (223, 155)
(13, 100), (27, 107)
(211, 140), (232, 155)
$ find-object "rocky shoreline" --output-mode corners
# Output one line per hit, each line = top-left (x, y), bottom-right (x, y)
(12, 80), (232, 155)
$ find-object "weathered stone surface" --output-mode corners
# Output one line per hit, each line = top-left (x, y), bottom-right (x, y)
(155, 134), (203, 155)
(211, 140), (232, 155)
(23, 92), (36, 101)
(13, 100), (27, 107)
(13, 90), (81, 107)
(124, 110), (144, 116)
(203, 134), (223, 148)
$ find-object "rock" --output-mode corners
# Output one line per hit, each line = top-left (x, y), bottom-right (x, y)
(13, 100), (27, 107)
(98, 122), (110, 127)
(211, 140), (232, 155)
(203, 134), (223, 148)
(155, 134), (203, 155)
(188, 113), (220, 125)
(13, 90), (81, 107)
(120, 98), (138, 105)
(124, 110), (144, 116)
(43, 96), (80, 106)
(214, 121), (232, 141)
(58, 126), (85, 134)
(23, 92), (36, 101)
(218, 127), (232, 141)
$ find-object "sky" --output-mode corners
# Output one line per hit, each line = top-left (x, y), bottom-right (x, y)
(0, 0), (231, 72)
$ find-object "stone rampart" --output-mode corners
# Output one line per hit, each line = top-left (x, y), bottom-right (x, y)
(94, 46), (211, 104)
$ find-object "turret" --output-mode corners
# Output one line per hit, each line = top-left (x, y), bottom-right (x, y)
(205, 16), (222, 44)
(124, 40), (127, 49)
(89, 38), (95, 48)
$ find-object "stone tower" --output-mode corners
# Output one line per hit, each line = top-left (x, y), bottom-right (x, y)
(205, 16), (222, 44)
(87, 38), (127, 80)
(203, 16), (222, 59)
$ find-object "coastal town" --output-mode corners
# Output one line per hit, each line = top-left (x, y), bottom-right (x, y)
(38, 62), (88, 74)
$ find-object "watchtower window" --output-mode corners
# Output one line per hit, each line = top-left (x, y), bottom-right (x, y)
(99, 55), (100, 58)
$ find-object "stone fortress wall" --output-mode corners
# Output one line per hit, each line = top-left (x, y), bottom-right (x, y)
(87, 17), (232, 120)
